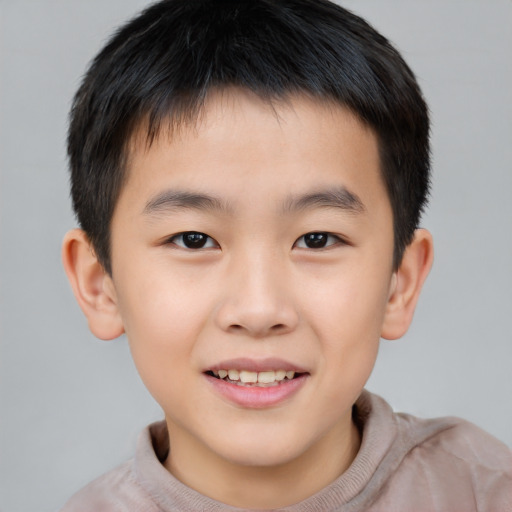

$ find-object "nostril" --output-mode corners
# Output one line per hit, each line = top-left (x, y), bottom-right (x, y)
(227, 323), (289, 336)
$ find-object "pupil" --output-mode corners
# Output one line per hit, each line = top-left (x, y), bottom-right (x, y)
(305, 233), (327, 248)
(183, 232), (207, 248)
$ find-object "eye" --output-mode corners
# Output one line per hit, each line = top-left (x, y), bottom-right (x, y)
(294, 232), (342, 249)
(169, 231), (218, 249)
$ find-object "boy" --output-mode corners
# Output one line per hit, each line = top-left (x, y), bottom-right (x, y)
(60, 0), (512, 509)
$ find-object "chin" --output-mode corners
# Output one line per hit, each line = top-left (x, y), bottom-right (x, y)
(212, 431), (310, 468)
(223, 448), (300, 468)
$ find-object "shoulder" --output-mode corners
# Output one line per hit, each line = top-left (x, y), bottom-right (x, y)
(358, 393), (512, 511)
(397, 411), (511, 472)
(59, 460), (159, 512)
(391, 411), (512, 510)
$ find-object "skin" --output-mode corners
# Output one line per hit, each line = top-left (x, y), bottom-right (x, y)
(63, 90), (433, 508)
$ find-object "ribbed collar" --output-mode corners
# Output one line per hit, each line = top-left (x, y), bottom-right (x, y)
(134, 390), (399, 511)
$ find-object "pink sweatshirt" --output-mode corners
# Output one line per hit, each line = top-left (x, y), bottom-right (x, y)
(61, 391), (512, 511)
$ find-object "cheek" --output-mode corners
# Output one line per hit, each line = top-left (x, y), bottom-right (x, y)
(300, 262), (390, 387)
(115, 270), (214, 402)
(302, 262), (391, 339)
(118, 258), (214, 338)
(314, 291), (382, 412)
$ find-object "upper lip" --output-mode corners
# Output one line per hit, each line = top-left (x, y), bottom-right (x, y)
(205, 357), (309, 374)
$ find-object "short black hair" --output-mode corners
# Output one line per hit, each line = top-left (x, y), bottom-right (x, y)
(68, 0), (430, 274)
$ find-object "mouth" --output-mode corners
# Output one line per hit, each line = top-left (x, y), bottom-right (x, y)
(205, 369), (306, 387)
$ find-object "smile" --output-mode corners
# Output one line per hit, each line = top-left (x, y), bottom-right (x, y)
(207, 369), (299, 387)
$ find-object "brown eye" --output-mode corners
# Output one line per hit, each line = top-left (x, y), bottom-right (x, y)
(170, 231), (217, 249)
(304, 233), (328, 248)
(295, 232), (341, 249)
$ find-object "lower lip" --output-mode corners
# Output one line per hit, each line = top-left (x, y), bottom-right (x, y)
(204, 374), (308, 408)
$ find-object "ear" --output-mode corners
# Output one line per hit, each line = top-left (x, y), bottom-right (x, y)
(62, 229), (124, 340)
(381, 229), (434, 340)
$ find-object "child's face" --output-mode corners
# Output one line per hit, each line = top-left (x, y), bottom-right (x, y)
(108, 90), (396, 471)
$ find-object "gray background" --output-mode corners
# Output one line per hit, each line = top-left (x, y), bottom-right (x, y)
(0, 1), (511, 511)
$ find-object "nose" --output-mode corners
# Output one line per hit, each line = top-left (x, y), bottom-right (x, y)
(215, 251), (299, 338)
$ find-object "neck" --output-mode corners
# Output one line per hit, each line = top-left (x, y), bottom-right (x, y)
(164, 415), (361, 509)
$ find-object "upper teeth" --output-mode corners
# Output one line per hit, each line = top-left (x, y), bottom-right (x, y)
(214, 369), (295, 383)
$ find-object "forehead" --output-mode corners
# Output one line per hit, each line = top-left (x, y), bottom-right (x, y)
(122, 89), (387, 215)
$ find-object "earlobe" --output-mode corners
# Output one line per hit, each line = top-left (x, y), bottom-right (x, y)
(381, 229), (434, 340)
(62, 229), (125, 340)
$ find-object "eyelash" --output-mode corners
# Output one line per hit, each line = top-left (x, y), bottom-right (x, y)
(168, 232), (219, 250)
(167, 231), (345, 250)
(294, 232), (344, 250)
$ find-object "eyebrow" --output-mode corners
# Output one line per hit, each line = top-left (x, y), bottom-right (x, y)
(281, 187), (366, 215)
(143, 186), (365, 218)
(143, 190), (233, 216)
